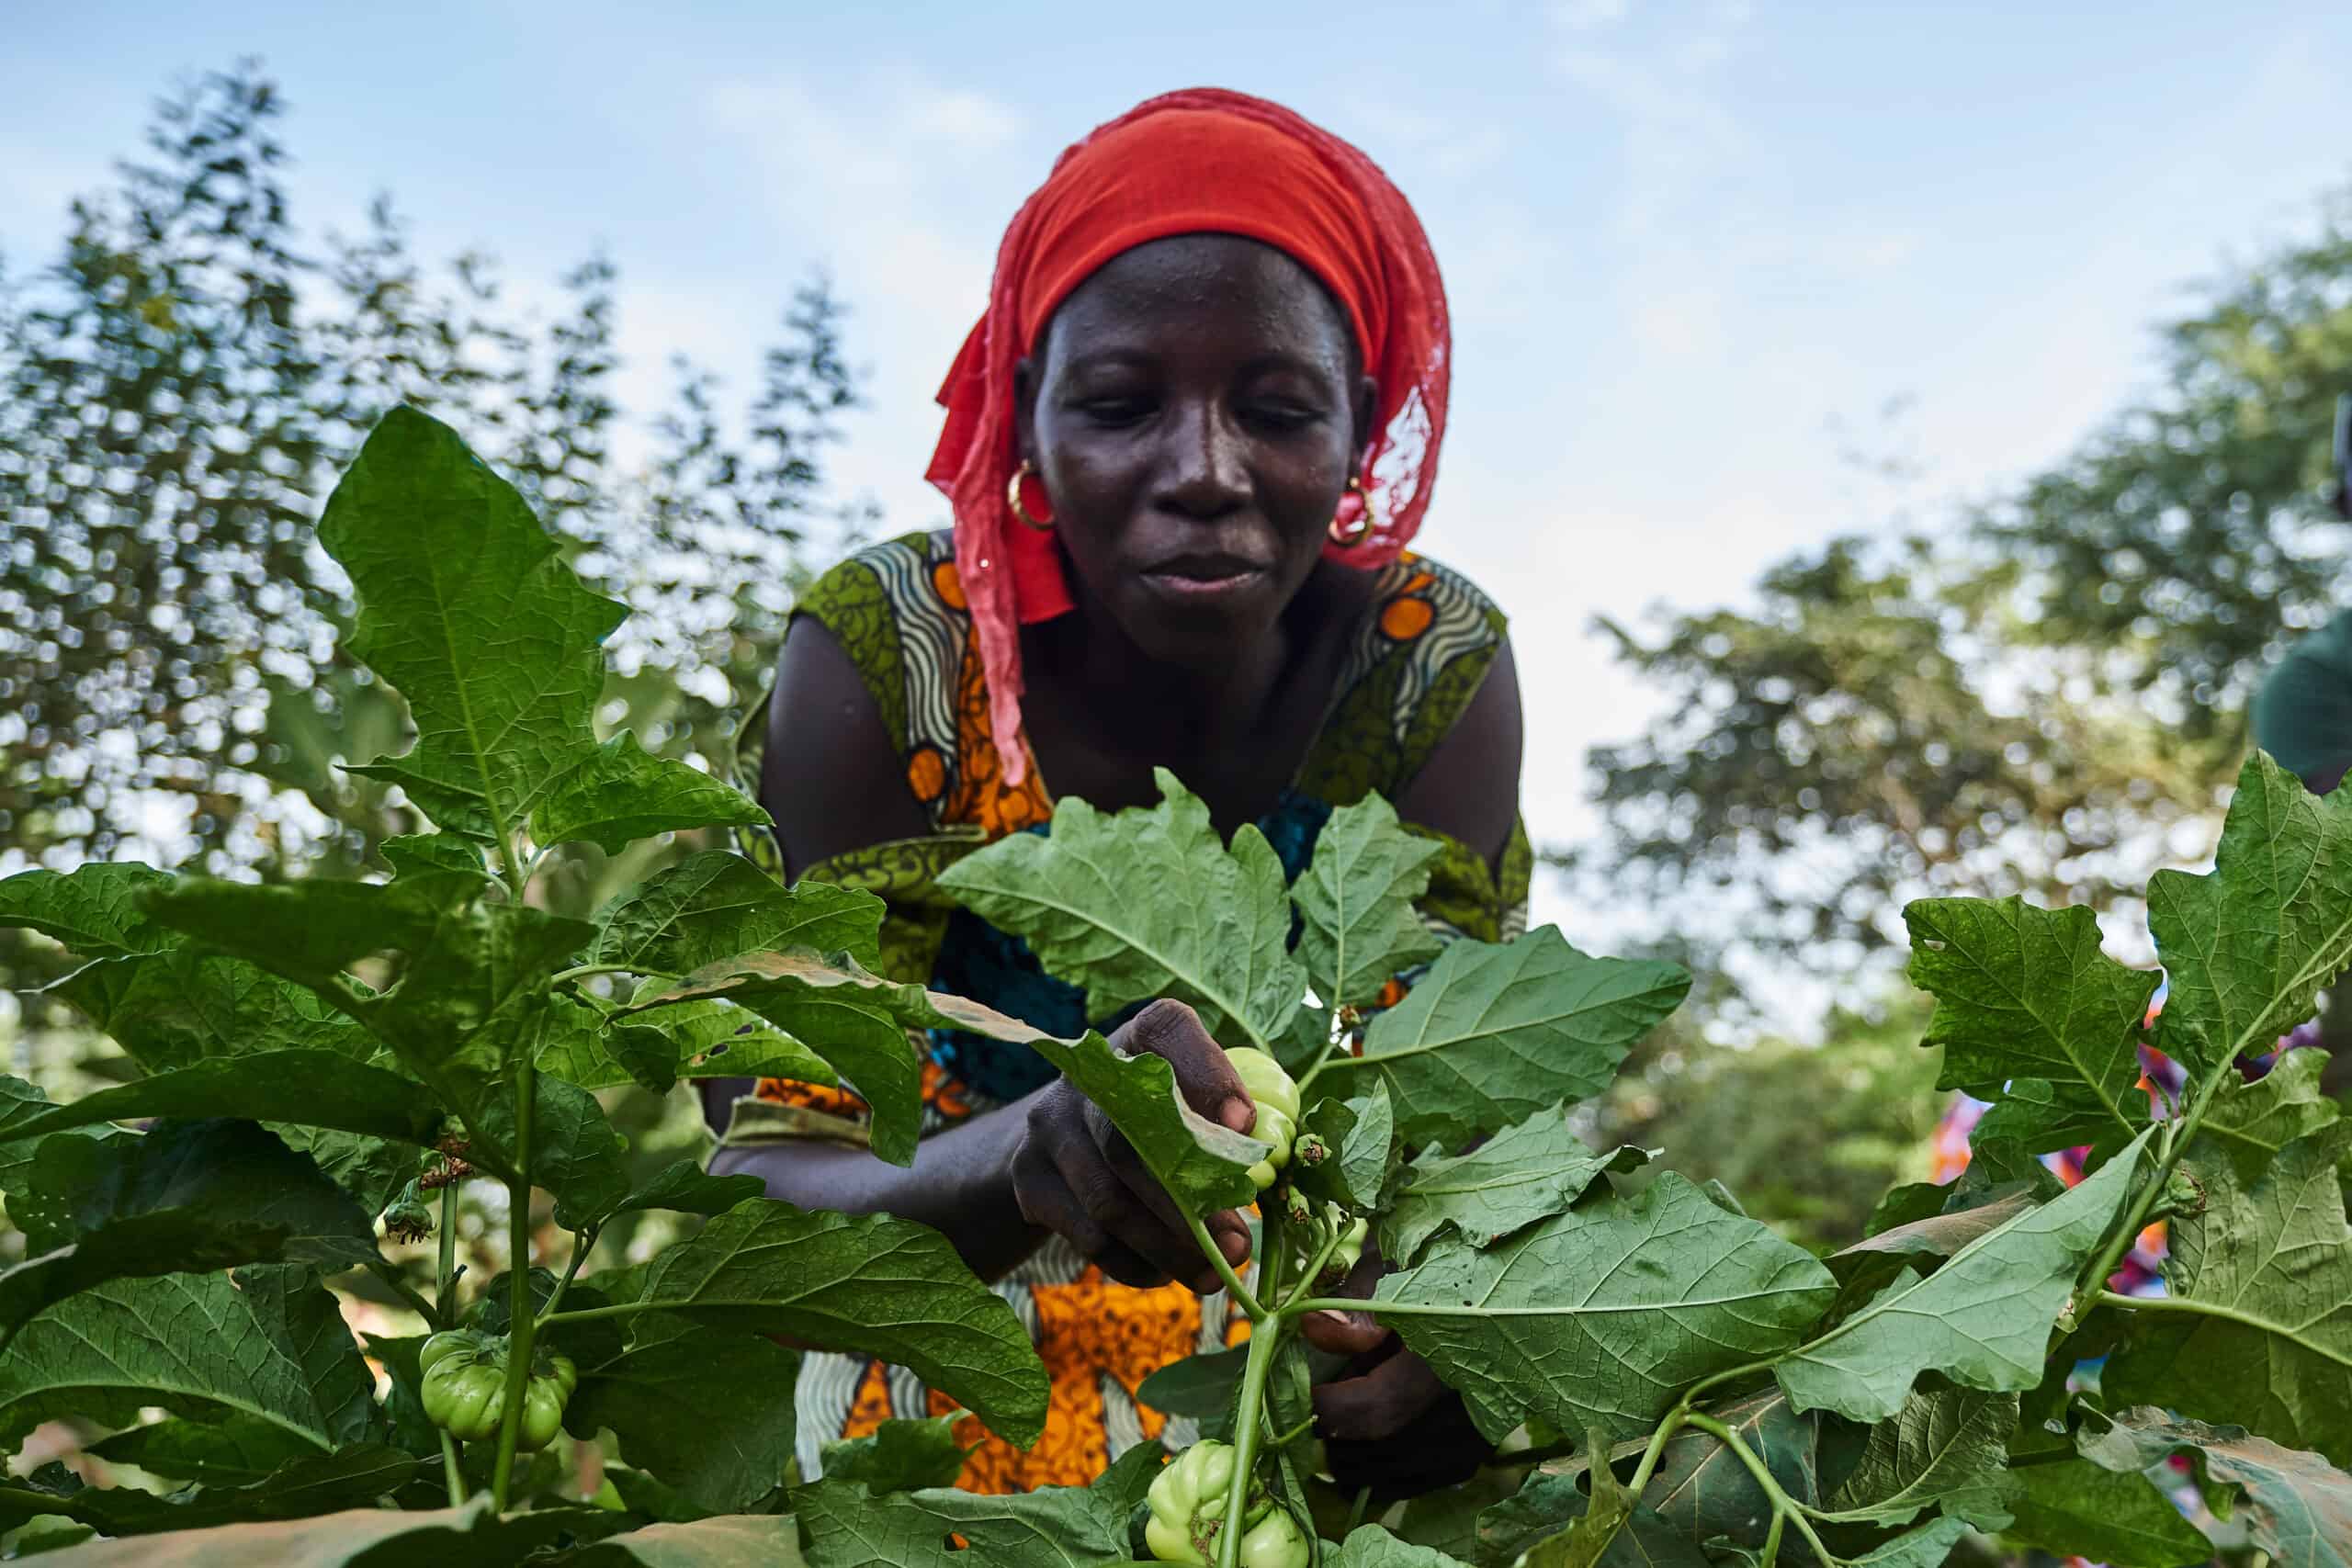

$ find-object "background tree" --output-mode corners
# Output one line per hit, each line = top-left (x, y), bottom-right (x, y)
(1567, 182), (2352, 1016)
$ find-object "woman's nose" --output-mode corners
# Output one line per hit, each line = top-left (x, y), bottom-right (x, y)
(1154, 400), (1250, 518)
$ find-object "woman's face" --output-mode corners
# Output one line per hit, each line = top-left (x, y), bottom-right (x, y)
(1016, 232), (1375, 671)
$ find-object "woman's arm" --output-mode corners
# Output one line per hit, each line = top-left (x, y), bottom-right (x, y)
(1392, 636), (1523, 869)
(702, 619), (1255, 1287)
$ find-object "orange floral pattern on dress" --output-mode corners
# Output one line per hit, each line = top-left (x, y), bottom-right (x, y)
(921, 1266), (1207, 1491)
(757, 1055), (972, 1124)
(940, 626), (1053, 837)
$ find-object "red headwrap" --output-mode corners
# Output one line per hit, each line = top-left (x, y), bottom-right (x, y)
(926, 87), (1451, 784)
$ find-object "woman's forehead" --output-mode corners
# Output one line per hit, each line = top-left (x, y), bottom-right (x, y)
(1043, 233), (1354, 365)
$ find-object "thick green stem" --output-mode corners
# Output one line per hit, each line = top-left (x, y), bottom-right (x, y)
(2068, 1055), (2240, 1327)
(490, 1059), (537, 1512)
(548, 962), (672, 989)
(435, 1174), (468, 1506)
(1188, 1212), (1265, 1319)
(1217, 1322), (1284, 1568)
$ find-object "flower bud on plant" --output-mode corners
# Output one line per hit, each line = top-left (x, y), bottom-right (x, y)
(380, 1179), (434, 1245)
(1321, 1216), (1369, 1281)
(1225, 1047), (1300, 1190)
(1280, 1184), (1315, 1225)
(1292, 1133), (1329, 1168)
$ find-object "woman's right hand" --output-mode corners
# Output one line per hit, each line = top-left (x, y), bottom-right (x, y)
(1010, 998), (1258, 1292)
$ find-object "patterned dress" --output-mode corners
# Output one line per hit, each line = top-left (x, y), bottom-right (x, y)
(718, 529), (1530, 1493)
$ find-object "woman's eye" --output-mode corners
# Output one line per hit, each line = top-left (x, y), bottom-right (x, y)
(1245, 402), (1322, 431)
(1077, 398), (1153, 425)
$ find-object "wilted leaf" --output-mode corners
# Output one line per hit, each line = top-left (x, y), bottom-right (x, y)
(2085, 1407), (2352, 1568)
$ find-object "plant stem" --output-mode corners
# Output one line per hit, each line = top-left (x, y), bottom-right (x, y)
(1188, 1213), (1265, 1319)
(440, 1431), (468, 1508)
(367, 1258), (442, 1328)
(435, 1172), (469, 1506)
(2070, 1056), (2236, 1326)
(1682, 1413), (1838, 1568)
(1217, 1320), (1284, 1568)
(490, 1058), (537, 1512)
(1282, 1217), (1347, 1312)
(539, 1225), (596, 1323)
(540, 1300), (652, 1328)
(548, 962), (670, 989)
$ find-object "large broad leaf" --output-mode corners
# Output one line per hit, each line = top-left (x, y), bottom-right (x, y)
(142, 878), (591, 1158)
(564, 1312), (801, 1513)
(51, 944), (379, 1073)
(1325, 928), (1689, 1146)
(1325, 1525), (1476, 1566)
(820, 1412), (973, 1495)
(1294, 794), (1443, 1010)
(606, 1160), (764, 1223)
(0, 863), (176, 958)
(2084, 1407), (2352, 1568)
(629, 1198), (1047, 1446)
(0, 1445), (431, 1537)
(560, 1515), (809, 1566)
(0, 1119), (378, 1341)
(526, 731), (769, 854)
(2104, 1127), (2352, 1465)
(0, 1055), (444, 1151)
(1775, 1128), (2149, 1423)
(2002, 1457), (2211, 1566)
(1905, 897), (2158, 1145)
(1375, 1171), (1836, 1443)
(0, 1268), (382, 1450)
(638, 950), (1264, 1199)
(795, 1440), (1159, 1566)
(592, 852), (884, 976)
(319, 406), (756, 853)
(933, 770), (1305, 1052)
(1824, 1189), (2040, 1317)
(2148, 750), (2352, 1077)
(86, 1415), (322, 1487)
(1817, 1382), (2018, 1528)
(37, 1499), (606, 1567)
(2195, 1046), (2343, 1185)
(1833, 1517), (1974, 1568)
(1381, 1108), (1650, 1265)
(471, 1067), (632, 1231)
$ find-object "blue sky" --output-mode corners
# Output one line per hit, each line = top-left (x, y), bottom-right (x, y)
(7, 0), (2350, 941)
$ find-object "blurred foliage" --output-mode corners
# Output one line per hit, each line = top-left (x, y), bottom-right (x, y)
(1587, 991), (1947, 1255)
(1570, 179), (2352, 1006)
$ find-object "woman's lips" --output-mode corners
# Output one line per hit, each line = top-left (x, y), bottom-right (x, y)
(1138, 558), (1269, 603)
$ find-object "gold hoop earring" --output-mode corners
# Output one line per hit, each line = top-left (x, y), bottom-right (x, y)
(1008, 460), (1054, 532)
(1328, 475), (1375, 547)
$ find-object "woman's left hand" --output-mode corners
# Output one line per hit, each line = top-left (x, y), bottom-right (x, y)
(1294, 1239), (1492, 1498)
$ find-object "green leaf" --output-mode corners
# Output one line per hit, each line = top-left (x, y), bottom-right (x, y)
(1824, 1189), (2039, 1316)
(0, 1119), (378, 1341)
(1376, 1171), (1837, 1443)
(820, 1411), (973, 1494)
(1331, 928), (1690, 1146)
(2085, 1407), (2352, 1568)
(1325, 1524), (1476, 1566)
(514, 1072), (632, 1231)
(795, 1439), (1159, 1566)
(1966, 1076), (2141, 1156)
(2002, 1455), (2210, 1565)
(609, 1159), (765, 1221)
(1905, 897), (2158, 1144)
(0, 1054), (445, 1150)
(0, 863), (176, 958)
(86, 1414), (322, 1486)
(317, 406), (614, 845)
(380, 832), (492, 881)
(529, 731), (769, 854)
(1134, 1346), (1248, 1423)
(232, 1264), (388, 1448)
(0, 1444), (433, 1537)
(1480, 1389), (1821, 1562)
(268, 1127), (413, 1214)
(629, 1197), (1048, 1446)
(2105, 1128), (2352, 1465)
(1294, 793), (1443, 1010)
(563, 1311), (801, 1513)
(1382, 1108), (1650, 1265)
(1818, 1382), (2018, 1528)
(2195, 1047), (2343, 1185)
(51, 945), (380, 1074)
(556, 1515), (809, 1566)
(1835, 1517), (1973, 1568)
(639, 949), (1265, 1195)
(1775, 1127), (2151, 1422)
(0, 1268), (381, 1451)
(934, 770), (1306, 1052)
(37, 1499), (598, 1567)
(1296, 1081), (1397, 1212)
(594, 852), (883, 975)
(2149, 750), (2352, 1076)
(558, 997), (839, 1093)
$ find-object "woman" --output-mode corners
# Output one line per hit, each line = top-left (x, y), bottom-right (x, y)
(701, 88), (1529, 1496)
